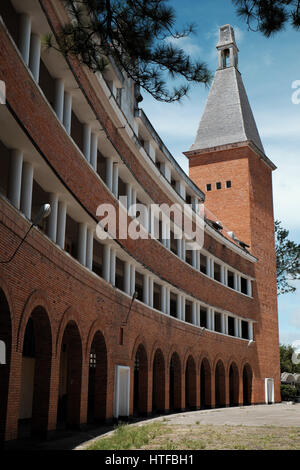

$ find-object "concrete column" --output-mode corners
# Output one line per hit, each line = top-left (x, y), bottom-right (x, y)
(225, 314), (229, 335)
(131, 189), (136, 217)
(248, 322), (253, 341)
(112, 163), (119, 198)
(130, 264), (135, 296)
(211, 309), (215, 331)
(29, 34), (41, 82)
(78, 223), (87, 266)
(192, 250), (197, 269)
(106, 158), (113, 192)
(90, 134), (98, 171)
(165, 223), (171, 250)
(124, 262), (131, 295)
(143, 274), (149, 305)
(192, 302), (197, 325)
(110, 248), (116, 286)
(221, 313), (225, 334)
(181, 296), (185, 322)
(220, 265), (225, 285)
(166, 288), (170, 315)
(176, 294), (182, 320)
(210, 259), (214, 279)
(182, 239), (186, 262)
(176, 238), (182, 259)
(8, 149), (23, 209)
(83, 124), (91, 162)
(234, 318), (239, 337)
(63, 92), (72, 135)
(206, 256), (211, 277)
(223, 266), (228, 286)
(126, 183), (132, 213)
(19, 14), (31, 66)
(238, 319), (242, 338)
(54, 79), (65, 122)
(161, 286), (167, 313)
(237, 275), (242, 292)
(57, 201), (67, 249)
(20, 161), (34, 219)
(149, 277), (154, 308)
(86, 229), (94, 270)
(233, 272), (238, 290)
(197, 303), (201, 327)
(103, 245), (111, 283)
(247, 279), (252, 297)
(196, 251), (200, 271)
(47, 193), (58, 243)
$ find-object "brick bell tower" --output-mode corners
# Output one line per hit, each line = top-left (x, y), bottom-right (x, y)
(184, 25), (281, 403)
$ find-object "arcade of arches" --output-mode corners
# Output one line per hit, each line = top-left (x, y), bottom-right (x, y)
(0, 287), (254, 440)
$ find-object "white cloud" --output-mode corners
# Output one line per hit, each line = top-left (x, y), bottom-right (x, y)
(165, 35), (203, 58)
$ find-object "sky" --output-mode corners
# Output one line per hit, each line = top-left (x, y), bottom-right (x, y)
(139, 0), (300, 346)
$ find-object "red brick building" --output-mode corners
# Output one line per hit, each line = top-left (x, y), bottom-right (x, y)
(0, 2), (280, 442)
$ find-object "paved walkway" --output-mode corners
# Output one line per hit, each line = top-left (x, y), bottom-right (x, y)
(3, 403), (300, 450)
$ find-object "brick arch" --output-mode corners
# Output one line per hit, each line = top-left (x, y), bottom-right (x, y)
(149, 341), (166, 369)
(17, 289), (53, 353)
(56, 306), (84, 358)
(151, 346), (166, 413)
(183, 348), (197, 371)
(226, 355), (241, 375)
(86, 320), (108, 361)
(130, 334), (149, 362)
(214, 357), (226, 408)
(169, 350), (182, 411)
(199, 351), (213, 371)
(166, 344), (182, 366)
(185, 353), (197, 410)
(228, 360), (240, 406)
(0, 276), (16, 344)
(200, 355), (212, 409)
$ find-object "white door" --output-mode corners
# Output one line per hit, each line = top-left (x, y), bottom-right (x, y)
(265, 378), (274, 404)
(114, 365), (131, 418)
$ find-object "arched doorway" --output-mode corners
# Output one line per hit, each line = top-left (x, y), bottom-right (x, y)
(185, 355), (196, 410)
(200, 358), (211, 409)
(229, 363), (239, 406)
(88, 331), (107, 423)
(169, 352), (181, 412)
(133, 344), (148, 416)
(18, 307), (52, 437)
(152, 349), (165, 413)
(0, 289), (12, 441)
(243, 363), (253, 406)
(57, 321), (82, 429)
(215, 360), (226, 408)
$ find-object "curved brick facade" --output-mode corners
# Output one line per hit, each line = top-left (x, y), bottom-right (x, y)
(0, 0), (280, 442)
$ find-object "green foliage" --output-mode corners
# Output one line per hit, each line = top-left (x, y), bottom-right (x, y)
(232, 0), (300, 37)
(275, 220), (300, 295)
(280, 384), (297, 401)
(280, 344), (300, 373)
(45, 0), (212, 102)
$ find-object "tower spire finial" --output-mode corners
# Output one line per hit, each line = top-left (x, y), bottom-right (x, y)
(217, 25), (239, 69)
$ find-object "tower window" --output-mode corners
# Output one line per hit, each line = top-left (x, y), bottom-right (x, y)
(216, 182), (222, 190)
(226, 180), (232, 188)
(206, 184), (212, 192)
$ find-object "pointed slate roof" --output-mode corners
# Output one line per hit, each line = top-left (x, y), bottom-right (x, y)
(190, 26), (265, 154)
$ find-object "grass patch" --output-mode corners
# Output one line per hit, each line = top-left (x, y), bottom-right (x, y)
(86, 422), (300, 451)
(87, 422), (169, 450)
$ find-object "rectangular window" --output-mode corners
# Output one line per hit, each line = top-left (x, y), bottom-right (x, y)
(206, 184), (212, 192)
(242, 321), (249, 339)
(228, 316), (235, 336)
(216, 182), (222, 190)
(241, 277), (248, 295)
(226, 180), (232, 188)
(200, 254), (207, 275)
(214, 312), (222, 333)
(200, 307), (207, 328)
(214, 262), (221, 282)
(227, 270), (235, 289)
